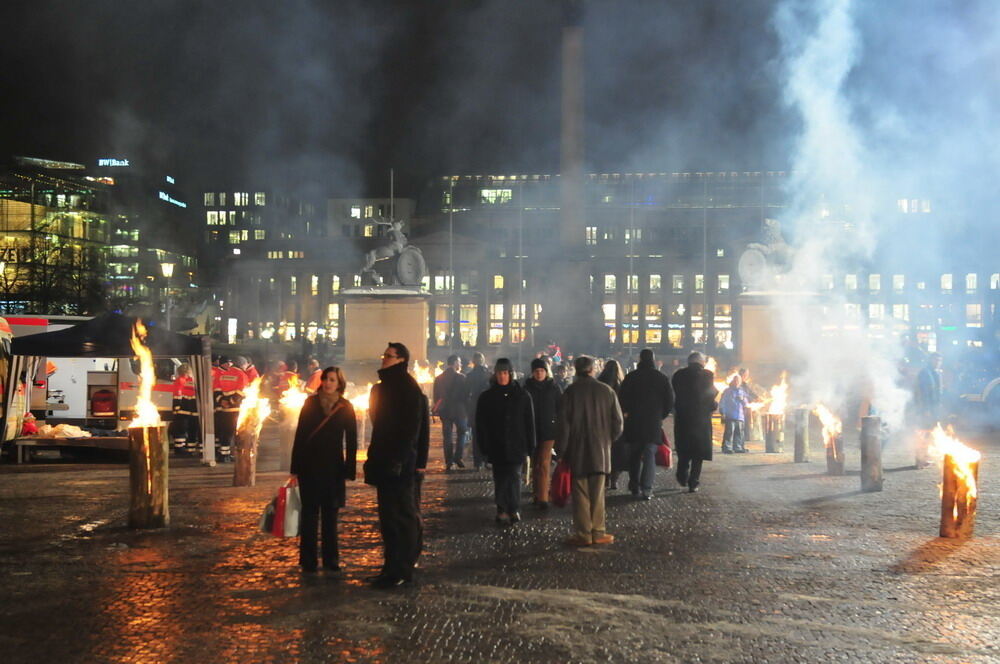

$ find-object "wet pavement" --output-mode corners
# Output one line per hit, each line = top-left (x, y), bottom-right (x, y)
(0, 423), (997, 664)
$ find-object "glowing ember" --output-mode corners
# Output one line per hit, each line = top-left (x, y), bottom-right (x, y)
(237, 377), (271, 437)
(128, 320), (161, 428)
(279, 373), (309, 413)
(813, 403), (842, 451)
(767, 373), (789, 415)
(929, 425), (980, 517)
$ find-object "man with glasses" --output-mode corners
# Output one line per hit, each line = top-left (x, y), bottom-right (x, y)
(364, 342), (429, 588)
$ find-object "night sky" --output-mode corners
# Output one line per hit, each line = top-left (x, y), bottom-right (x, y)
(0, 0), (790, 198)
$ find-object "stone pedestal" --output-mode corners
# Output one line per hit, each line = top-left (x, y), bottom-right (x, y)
(343, 289), (429, 364)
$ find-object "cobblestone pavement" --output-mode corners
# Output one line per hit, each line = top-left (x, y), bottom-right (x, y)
(0, 423), (997, 664)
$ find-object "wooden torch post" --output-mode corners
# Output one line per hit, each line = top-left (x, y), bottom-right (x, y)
(940, 455), (980, 538)
(128, 425), (169, 528)
(764, 413), (784, 453)
(826, 435), (845, 476)
(860, 416), (883, 492)
(233, 425), (260, 487)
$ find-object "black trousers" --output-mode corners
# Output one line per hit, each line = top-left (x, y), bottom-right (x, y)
(214, 411), (238, 454)
(492, 463), (522, 515)
(298, 478), (339, 569)
(376, 476), (421, 581)
(675, 454), (704, 488)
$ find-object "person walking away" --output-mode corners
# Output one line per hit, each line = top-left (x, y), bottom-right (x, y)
(555, 356), (623, 546)
(364, 343), (429, 589)
(672, 352), (718, 492)
(619, 348), (674, 500)
(465, 352), (491, 470)
(304, 358), (322, 394)
(719, 374), (748, 454)
(213, 357), (247, 462)
(171, 363), (200, 457)
(597, 359), (626, 490)
(913, 352), (943, 468)
(476, 359), (536, 525)
(290, 366), (357, 573)
(433, 354), (469, 470)
(523, 357), (561, 509)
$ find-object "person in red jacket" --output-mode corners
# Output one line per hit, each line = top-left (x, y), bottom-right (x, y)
(213, 357), (248, 461)
(171, 363), (200, 457)
(237, 356), (259, 382)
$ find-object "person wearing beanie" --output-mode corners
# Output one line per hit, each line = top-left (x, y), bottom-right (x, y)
(475, 358), (536, 526)
(523, 357), (563, 508)
(619, 348), (675, 499)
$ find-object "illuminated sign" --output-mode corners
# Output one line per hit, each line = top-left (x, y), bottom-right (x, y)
(158, 191), (187, 208)
(165, 176), (175, 184)
(97, 158), (130, 167)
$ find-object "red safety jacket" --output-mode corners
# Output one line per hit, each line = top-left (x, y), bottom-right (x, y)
(213, 367), (248, 412)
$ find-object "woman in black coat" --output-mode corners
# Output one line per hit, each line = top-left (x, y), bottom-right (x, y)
(476, 358), (536, 526)
(290, 366), (357, 573)
(523, 357), (562, 508)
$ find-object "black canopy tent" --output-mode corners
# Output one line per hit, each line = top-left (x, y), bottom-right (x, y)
(2, 313), (215, 460)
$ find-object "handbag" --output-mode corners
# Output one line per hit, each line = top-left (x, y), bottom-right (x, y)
(549, 459), (572, 508)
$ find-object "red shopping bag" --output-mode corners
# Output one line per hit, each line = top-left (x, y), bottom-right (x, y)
(656, 430), (672, 467)
(549, 459), (572, 508)
(270, 478), (300, 537)
(271, 485), (288, 537)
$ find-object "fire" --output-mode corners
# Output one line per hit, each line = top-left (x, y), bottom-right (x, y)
(346, 382), (373, 413)
(279, 373), (309, 413)
(767, 372), (789, 415)
(411, 360), (439, 386)
(813, 403), (842, 451)
(128, 320), (161, 428)
(928, 424), (980, 517)
(747, 401), (768, 412)
(237, 377), (271, 437)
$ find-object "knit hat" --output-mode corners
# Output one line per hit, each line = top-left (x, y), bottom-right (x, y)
(494, 358), (514, 374)
(530, 357), (548, 372)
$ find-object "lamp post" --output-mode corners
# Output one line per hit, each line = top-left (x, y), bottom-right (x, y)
(160, 262), (175, 330)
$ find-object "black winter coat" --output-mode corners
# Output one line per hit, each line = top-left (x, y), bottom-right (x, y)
(433, 368), (468, 420)
(365, 362), (430, 484)
(476, 380), (536, 465)
(523, 377), (562, 442)
(671, 363), (718, 461)
(290, 395), (357, 507)
(619, 361), (674, 446)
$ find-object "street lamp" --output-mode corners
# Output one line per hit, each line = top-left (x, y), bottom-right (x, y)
(160, 262), (175, 330)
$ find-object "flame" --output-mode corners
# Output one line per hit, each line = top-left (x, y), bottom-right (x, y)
(928, 424), (980, 517)
(411, 360), (439, 385)
(705, 357), (718, 374)
(128, 320), (161, 428)
(747, 401), (768, 412)
(237, 377), (271, 437)
(767, 372), (789, 415)
(813, 403), (842, 454)
(279, 373), (309, 413)
(347, 382), (373, 412)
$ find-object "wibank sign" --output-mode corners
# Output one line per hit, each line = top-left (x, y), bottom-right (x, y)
(97, 158), (130, 167)
(158, 191), (187, 208)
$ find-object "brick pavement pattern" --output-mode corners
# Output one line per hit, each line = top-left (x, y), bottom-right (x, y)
(0, 423), (997, 663)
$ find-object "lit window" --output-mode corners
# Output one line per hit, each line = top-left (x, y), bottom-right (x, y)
(254, 229), (265, 240)
(672, 275), (684, 293)
(364, 205), (374, 218)
(232, 248), (241, 255)
(254, 192), (266, 206)
(240, 229), (248, 241)
(331, 275), (340, 293)
(493, 274), (504, 290)
(290, 276), (297, 295)
(480, 189), (513, 205)
(353, 274), (362, 287)
(892, 304), (909, 321)
(868, 303), (884, 320)
(991, 274), (1000, 290)
(604, 275), (616, 293)
(228, 231), (240, 244)
(966, 304), (983, 327)
(966, 273), (977, 292)
(896, 199), (908, 213)
(718, 274), (730, 292)
(206, 211), (219, 225)
(941, 274), (953, 293)
(869, 274), (881, 291)
(892, 274), (904, 291)
(845, 274), (858, 290)
(488, 304), (504, 344)
(219, 192), (227, 206)
(204, 192), (215, 206)
(585, 226), (597, 246)
(310, 275), (319, 295)
(627, 275), (638, 293)
(649, 274), (661, 293)
(716, 248), (725, 258)
(695, 274), (704, 293)
(234, 192), (248, 206)
(364, 224), (374, 237)
(351, 206), (361, 219)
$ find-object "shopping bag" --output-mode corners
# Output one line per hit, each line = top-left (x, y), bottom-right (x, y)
(549, 459), (572, 508)
(655, 443), (672, 468)
(259, 498), (276, 534)
(271, 485), (287, 537)
(282, 483), (301, 537)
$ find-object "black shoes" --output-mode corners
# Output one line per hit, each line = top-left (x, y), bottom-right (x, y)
(640, 492), (653, 501)
(688, 484), (699, 493)
(722, 448), (734, 454)
(509, 512), (521, 524)
(676, 473), (688, 488)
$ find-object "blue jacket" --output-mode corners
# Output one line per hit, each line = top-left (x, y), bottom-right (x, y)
(719, 386), (748, 421)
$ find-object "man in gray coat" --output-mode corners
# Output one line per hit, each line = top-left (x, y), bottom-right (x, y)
(555, 355), (624, 546)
